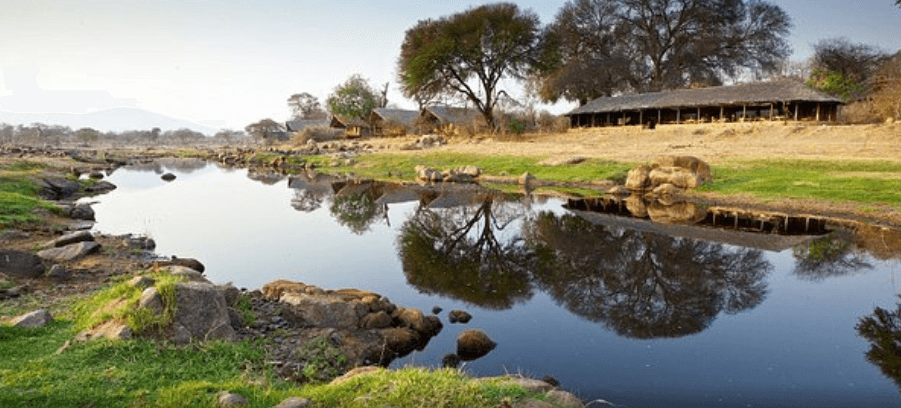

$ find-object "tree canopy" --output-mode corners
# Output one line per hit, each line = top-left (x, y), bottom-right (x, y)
(397, 3), (543, 127)
(326, 75), (380, 120)
(535, 0), (792, 105)
(287, 92), (327, 120)
(810, 37), (890, 87)
(244, 118), (284, 142)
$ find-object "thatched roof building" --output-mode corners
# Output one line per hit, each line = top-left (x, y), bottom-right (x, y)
(566, 80), (844, 127)
(329, 115), (370, 138)
(419, 106), (485, 134)
(286, 118), (329, 132)
(369, 108), (419, 136)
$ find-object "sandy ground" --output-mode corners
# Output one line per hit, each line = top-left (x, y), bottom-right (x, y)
(410, 121), (901, 164)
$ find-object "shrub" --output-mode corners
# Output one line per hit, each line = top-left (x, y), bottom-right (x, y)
(292, 126), (342, 145)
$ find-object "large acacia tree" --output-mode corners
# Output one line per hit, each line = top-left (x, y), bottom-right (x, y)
(398, 3), (542, 127)
(536, 0), (792, 104)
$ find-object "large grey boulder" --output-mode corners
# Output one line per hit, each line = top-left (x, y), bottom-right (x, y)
(39, 177), (80, 200)
(37, 241), (100, 263)
(171, 282), (236, 344)
(0, 249), (45, 279)
(10, 309), (52, 328)
(456, 329), (497, 361)
(648, 167), (701, 190)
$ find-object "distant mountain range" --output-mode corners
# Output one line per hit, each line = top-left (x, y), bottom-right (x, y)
(0, 107), (219, 135)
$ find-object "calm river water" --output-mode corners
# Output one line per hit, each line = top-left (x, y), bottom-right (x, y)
(82, 160), (901, 407)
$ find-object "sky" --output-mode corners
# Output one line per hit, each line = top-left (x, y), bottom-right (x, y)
(0, 0), (899, 132)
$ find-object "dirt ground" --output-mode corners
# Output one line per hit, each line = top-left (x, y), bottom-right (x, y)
(380, 120), (901, 164)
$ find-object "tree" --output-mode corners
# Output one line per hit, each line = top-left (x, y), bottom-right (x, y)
(244, 118), (285, 142)
(535, 0), (792, 104)
(857, 296), (901, 390)
(287, 92), (327, 119)
(398, 3), (543, 127)
(810, 37), (889, 87)
(326, 74), (379, 120)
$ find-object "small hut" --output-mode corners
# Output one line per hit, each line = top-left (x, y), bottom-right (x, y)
(566, 79), (845, 128)
(419, 106), (485, 135)
(369, 108), (420, 136)
(329, 116), (371, 138)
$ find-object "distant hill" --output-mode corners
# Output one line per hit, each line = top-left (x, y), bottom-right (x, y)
(0, 107), (219, 135)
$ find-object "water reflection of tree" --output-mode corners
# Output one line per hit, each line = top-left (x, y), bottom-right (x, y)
(857, 296), (901, 390)
(397, 196), (534, 310)
(524, 212), (771, 339)
(330, 193), (385, 235)
(291, 189), (326, 212)
(793, 233), (873, 281)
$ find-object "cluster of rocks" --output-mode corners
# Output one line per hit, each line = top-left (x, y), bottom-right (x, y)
(621, 155), (711, 198)
(415, 165), (482, 183)
(400, 134), (447, 150)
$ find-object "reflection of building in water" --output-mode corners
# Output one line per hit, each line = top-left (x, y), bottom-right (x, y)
(526, 211), (771, 339)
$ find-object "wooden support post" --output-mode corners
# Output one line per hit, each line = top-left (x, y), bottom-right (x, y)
(658, 109), (661, 124)
(697, 107), (701, 123)
(794, 104), (799, 121)
(769, 103), (774, 120)
(816, 103), (821, 122)
(720, 106), (724, 121)
(677, 108), (681, 124)
(742, 104), (747, 121)
(591, 114), (595, 127)
(607, 112), (610, 125)
(639, 110), (643, 127)
(622, 111), (626, 126)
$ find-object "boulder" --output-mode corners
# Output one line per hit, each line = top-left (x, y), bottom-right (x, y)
(138, 287), (164, 314)
(39, 177), (80, 200)
(44, 230), (94, 248)
(448, 310), (472, 324)
(648, 167), (701, 190)
(37, 241), (100, 263)
(415, 165), (443, 183)
(456, 329), (497, 361)
(10, 309), (52, 328)
(170, 282), (236, 344)
(163, 265), (209, 283)
(46, 264), (70, 279)
(84, 180), (117, 194)
(75, 320), (132, 341)
(68, 204), (96, 221)
(129, 275), (157, 290)
(624, 195), (648, 218)
(262, 279), (311, 300)
(329, 366), (381, 386)
(161, 173), (176, 181)
(654, 155), (711, 181)
(218, 393), (248, 407)
(88, 171), (104, 180)
(280, 292), (368, 329)
(360, 311), (393, 330)
(379, 327), (423, 358)
(625, 165), (652, 190)
(645, 183), (684, 201)
(442, 353), (461, 368)
(0, 249), (45, 279)
(545, 390), (585, 408)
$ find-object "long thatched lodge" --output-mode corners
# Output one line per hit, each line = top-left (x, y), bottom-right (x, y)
(566, 80), (844, 128)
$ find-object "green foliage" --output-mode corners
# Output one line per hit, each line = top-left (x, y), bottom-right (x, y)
(507, 118), (526, 134)
(806, 69), (865, 101)
(0, 165), (60, 227)
(326, 74), (379, 121)
(398, 3), (542, 127)
(329, 192), (382, 235)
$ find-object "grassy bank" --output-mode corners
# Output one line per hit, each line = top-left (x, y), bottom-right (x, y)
(0, 161), (61, 228)
(308, 151), (901, 211)
(699, 158), (901, 209)
(0, 320), (535, 408)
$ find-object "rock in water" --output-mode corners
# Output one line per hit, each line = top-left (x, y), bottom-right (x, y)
(456, 329), (496, 361)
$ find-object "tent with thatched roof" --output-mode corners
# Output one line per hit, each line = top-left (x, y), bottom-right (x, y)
(566, 79), (844, 127)
(329, 115), (371, 138)
(368, 108), (419, 136)
(419, 106), (485, 134)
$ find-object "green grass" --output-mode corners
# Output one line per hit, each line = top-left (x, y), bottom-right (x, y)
(699, 158), (901, 208)
(0, 321), (539, 408)
(310, 152), (633, 185)
(0, 161), (62, 228)
(67, 272), (186, 334)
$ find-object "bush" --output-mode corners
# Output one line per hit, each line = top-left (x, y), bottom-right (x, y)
(292, 126), (342, 145)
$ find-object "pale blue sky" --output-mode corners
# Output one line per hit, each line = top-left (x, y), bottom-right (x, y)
(0, 0), (898, 131)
